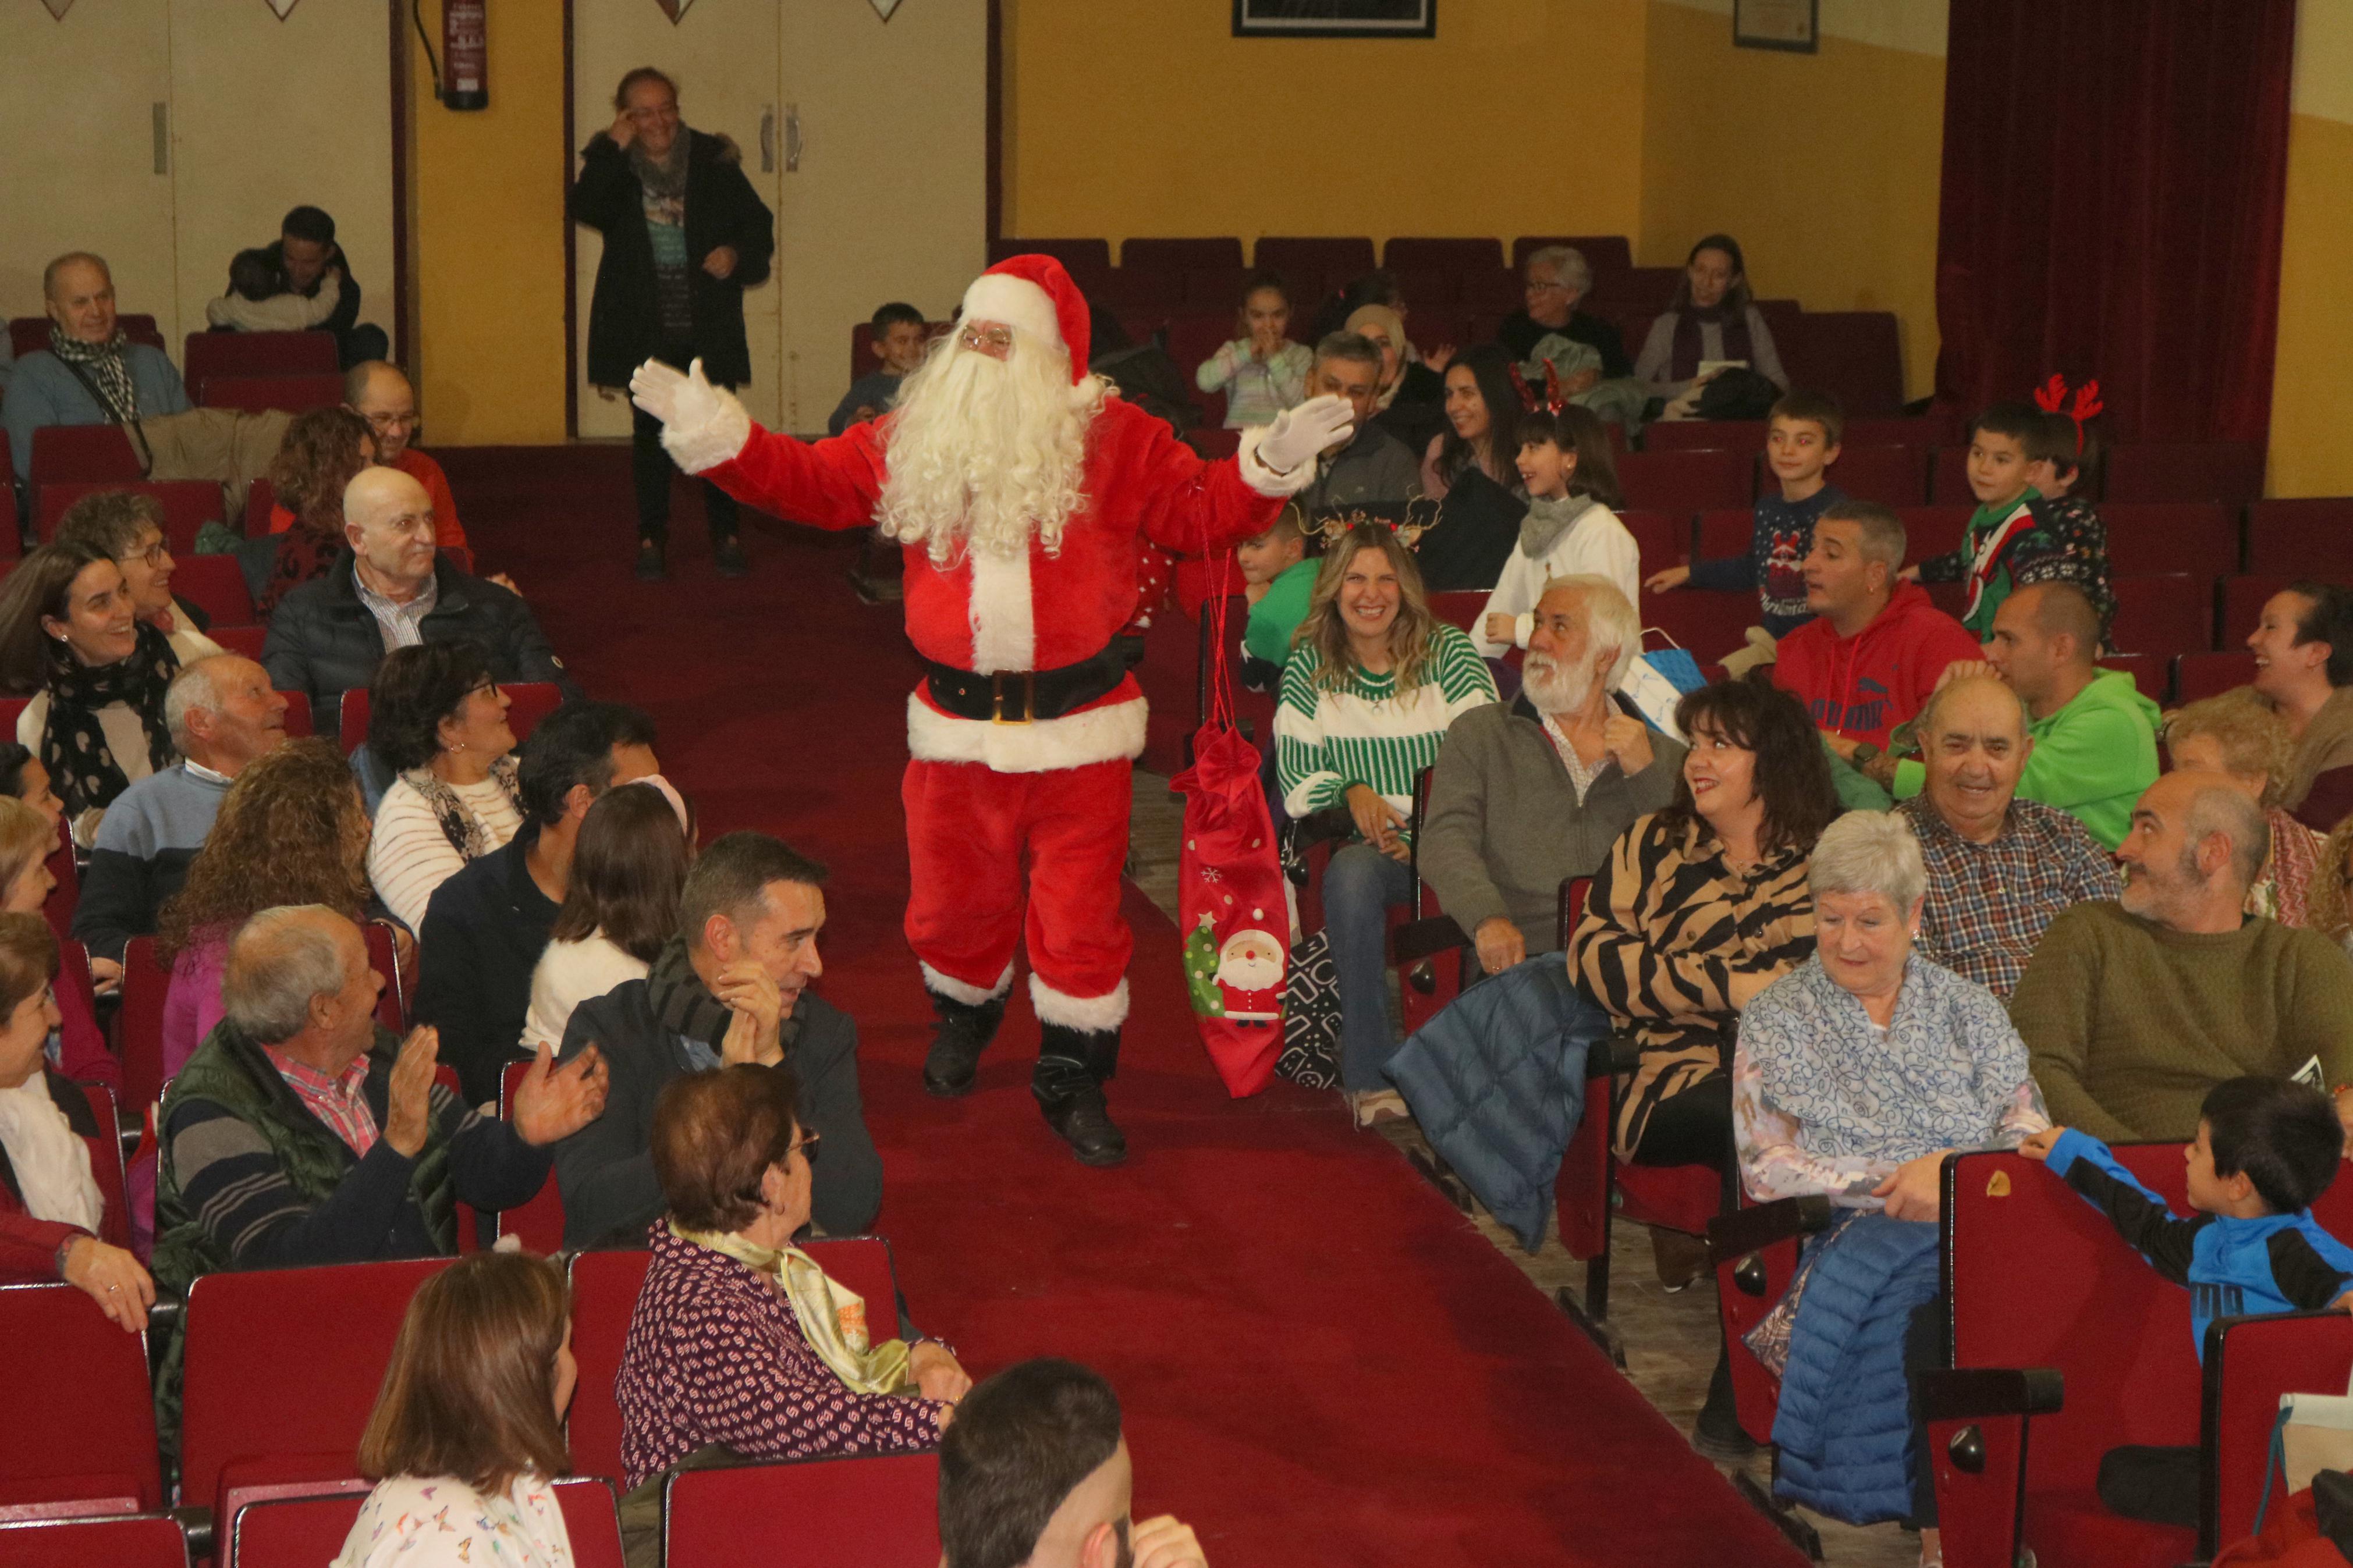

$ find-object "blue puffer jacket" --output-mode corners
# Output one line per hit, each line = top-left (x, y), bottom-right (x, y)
(1383, 956), (1609, 1248)
(1772, 1212), (1942, 1525)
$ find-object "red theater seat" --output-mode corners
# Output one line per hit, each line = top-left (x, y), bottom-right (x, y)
(1777, 311), (1905, 417)
(1829, 445), (1932, 507)
(1642, 588), (1754, 665)
(1381, 237), (1504, 272)
(2102, 503), (2238, 578)
(1618, 510), (1692, 579)
(171, 553), (257, 628)
(1383, 266), (1458, 308)
(1897, 505), (1974, 566)
(0, 1282), (163, 1519)
(2246, 498), (2353, 575)
(182, 331), (338, 403)
(2106, 442), (2265, 505)
(1119, 237), (1244, 278)
(29, 425), (143, 487)
(225, 1476), (620, 1568)
(1587, 267), (1681, 314)
(199, 374), (344, 415)
(985, 237), (1110, 275)
(2097, 653), (2168, 705)
(1846, 415), (1954, 448)
(36, 479), (222, 552)
(1617, 449), (1753, 513)
(665, 1452), (941, 1568)
(495, 1059), (567, 1254)
(1930, 446), (1978, 505)
(210, 626), (265, 660)
(0, 1514), (188, 1567)
(1512, 235), (1635, 275)
(1695, 507), (1753, 562)
(1253, 236), (1375, 282)
(1180, 267), (1251, 310)
(2107, 574), (2211, 656)
(1644, 420), (1761, 453)
(2174, 650), (2258, 702)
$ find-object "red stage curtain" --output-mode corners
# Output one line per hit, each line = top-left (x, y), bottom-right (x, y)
(1932, 0), (2295, 444)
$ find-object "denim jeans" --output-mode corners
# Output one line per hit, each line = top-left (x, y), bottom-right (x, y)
(1324, 842), (1414, 1090)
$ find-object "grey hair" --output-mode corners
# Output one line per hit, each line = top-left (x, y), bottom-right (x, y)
(1822, 499), (1908, 570)
(1313, 330), (1383, 372)
(1525, 245), (1592, 296)
(221, 905), (356, 1045)
(164, 656), (235, 751)
(1541, 573), (1640, 689)
(1808, 809), (1927, 912)
(42, 251), (109, 298)
(2185, 781), (2270, 892)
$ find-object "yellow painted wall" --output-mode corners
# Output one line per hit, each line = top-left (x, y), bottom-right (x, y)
(406, 0), (570, 446)
(2266, 0), (2353, 498)
(1001, 0), (1650, 257)
(1638, 0), (1946, 401)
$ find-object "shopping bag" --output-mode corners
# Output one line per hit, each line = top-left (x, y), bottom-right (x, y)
(2258, 1367), (2353, 1533)
(1276, 929), (1341, 1089)
(1620, 645), (1706, 741)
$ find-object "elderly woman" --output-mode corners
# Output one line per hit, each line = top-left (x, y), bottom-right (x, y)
(54, 490), (225, 664)
(616, 1064), (968, 1495)
(0, 913), (151, 1331)
(0, 541), (180, 847)
(1733, 809), (2050, 1557)
(2164, 689), (2327, 926)
(1632, 233), (1787, 410)
(1277, 524), (1497, 1125)
(1496, 245), (1632, 383)
(367, 641), (523, 933)
(260, 406), (376, 615)
(336, 1250), (579, 1567)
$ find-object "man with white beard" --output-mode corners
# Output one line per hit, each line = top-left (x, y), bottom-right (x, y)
(630, 255), (1352, 1164)
(1419, 576), (1684, 974)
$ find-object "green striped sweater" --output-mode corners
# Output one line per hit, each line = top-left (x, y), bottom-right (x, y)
(1276, 624), (1498, 822)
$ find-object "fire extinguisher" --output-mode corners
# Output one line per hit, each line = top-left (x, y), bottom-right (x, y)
(416, 0), (488, 111)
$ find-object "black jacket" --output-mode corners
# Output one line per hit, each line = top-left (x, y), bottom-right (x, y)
(415, 830), (560, 1107)
(551, 984), (880, 1249)
(262, 238), (363, 340)
(569, 129), (776, 388)
(1495, 308), (1633, 381)
(261, 550), (576, 740)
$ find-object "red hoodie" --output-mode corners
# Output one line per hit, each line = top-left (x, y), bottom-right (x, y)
(1771, 581), (1982, 749)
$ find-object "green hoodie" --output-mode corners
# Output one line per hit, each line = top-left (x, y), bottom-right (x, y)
(1892, 669), (2159, 849)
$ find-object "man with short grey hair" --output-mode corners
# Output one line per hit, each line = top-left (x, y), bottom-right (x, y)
(2, 252), (192, 485)
(1496, 244), (1631, 382)
(73, 656), (289, 977)
(1293, 331), (1419, 517)
(2013, 770), (2353, 1143)
(151, 905), (607, 1303)
(1422, 575), (1683, 975)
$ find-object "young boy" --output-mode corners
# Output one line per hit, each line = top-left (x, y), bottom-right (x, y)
(2013, 409), (2115, 638)
(2021, 1077), (2353, 1524)
(1240, 509), (1316, 679)
(1645, 389), (1847, 671)
(1910, 401), (2057, 639)
(203, 246), (342, 333)
(828, 301), (929, 436)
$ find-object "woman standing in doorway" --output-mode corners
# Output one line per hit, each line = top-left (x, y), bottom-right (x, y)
(569, 66), (776, 585)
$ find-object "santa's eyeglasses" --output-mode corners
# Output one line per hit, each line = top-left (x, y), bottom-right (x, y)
(957, 323), (1015, 354)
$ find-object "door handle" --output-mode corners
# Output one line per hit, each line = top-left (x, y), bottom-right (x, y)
(784, 104), (802, 173)
(759, 108), (775, 173)
(152, 102), (169, 175)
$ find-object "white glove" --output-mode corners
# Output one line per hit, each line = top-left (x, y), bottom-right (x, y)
(1258, 394), (1355, 474)
(629, 356), (722, 431)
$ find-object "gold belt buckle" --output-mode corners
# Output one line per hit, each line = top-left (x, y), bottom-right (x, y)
(990, 671), (1035, 725)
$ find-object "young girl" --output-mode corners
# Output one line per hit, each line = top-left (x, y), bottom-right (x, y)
(1472, 406), (1639, 657)
(1194, 270), (1310, 429)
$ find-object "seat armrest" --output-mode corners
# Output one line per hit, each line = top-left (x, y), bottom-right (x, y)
(1291, 805), (1355, 847)
(1917, 1367), (2064, 1423)
(1586, 1033), (1646, 1076)
(1708, 1194), (1833, 1263)
(172, 1505), (214, 1561)
(1392, 914), (1468, 965)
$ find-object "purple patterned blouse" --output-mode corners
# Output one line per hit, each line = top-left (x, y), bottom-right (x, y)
(615, 1223), (945, 1489)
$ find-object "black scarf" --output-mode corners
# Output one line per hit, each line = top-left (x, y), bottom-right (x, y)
(48, 325), (139, 424)
(645, 934), (804, 1055)
(42, 621), (180, 822)
(1669, 301), (1755, 382)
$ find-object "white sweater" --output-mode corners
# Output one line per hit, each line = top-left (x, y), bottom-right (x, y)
(519, 932), (648, 1053)
(368, 774), (524, 933)
(1471, 499), (1641, 657)
(332, 1473), (572, 1568)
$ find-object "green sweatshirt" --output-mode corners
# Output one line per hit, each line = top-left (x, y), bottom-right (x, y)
(1894, 669), (2159, 849)
(1243, 557), (1321, 668)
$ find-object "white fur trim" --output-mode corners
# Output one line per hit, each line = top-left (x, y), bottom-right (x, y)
(660, 385), (753, 475)
(960, 273), (1062, 355)
(1237, 424), (1314, 499)
(921, 961), (1014, 1005)
(904, 691), (1147, 774)
(1031, 973), (1130, 1031)
(966, 548), (1035, 674)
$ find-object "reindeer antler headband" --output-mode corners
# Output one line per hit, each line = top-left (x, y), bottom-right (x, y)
(1507, 361), (1566, 416)
(2032, 374), (2104, 454)
(1301, 499), (1445, 552)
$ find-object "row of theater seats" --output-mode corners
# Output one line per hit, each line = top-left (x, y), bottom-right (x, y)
(0, 1244), (938, 1567)
(2, 322), (345, 419)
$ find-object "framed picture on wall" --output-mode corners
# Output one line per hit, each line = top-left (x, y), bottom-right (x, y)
(1233, 1), (1436, 40)
(1733, 0), (1817, 53)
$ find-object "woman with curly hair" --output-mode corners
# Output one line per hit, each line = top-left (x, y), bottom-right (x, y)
(1275, 523), (1496, 1125)
(260, 406), (375, 615)
(2311, 817), (2353, 957)
(366, 641), (520, 934)
(2164, 688), (2327, 927)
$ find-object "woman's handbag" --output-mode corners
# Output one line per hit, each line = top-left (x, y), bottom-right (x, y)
(1277, 927), (1341, 1089)
(2255, 1366), (2353, 1533)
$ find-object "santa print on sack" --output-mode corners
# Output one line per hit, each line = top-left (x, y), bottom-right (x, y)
(1183, 891), (1283, 1025)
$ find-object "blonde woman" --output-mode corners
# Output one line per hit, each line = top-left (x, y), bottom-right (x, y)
(2310, 817), (2353, 956)
(2165, 689), (2326, 926)
(1275, 524), (1497, 1125)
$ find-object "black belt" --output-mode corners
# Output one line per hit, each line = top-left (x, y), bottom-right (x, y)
(924, 644), (1130, 724)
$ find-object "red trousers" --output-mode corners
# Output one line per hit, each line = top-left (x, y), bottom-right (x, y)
(901, 756), (1133, 1029)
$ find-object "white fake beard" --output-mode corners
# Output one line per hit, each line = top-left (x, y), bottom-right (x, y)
(874, 335), (1104, 564)
(1521, 650), (1595, 716)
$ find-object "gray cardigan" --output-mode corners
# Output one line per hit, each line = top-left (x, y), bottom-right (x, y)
(1418, 694), (1685, 944)
(3, 345), (191, 480)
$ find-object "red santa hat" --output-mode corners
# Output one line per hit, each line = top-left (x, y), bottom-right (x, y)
(959, 255), (1091, 382)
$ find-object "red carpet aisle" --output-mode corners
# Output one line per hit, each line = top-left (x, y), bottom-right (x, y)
(448, 449), (1805, 1566)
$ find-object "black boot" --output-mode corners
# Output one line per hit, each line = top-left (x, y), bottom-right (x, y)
(1034, 1022), (1127, 1167)
(922, 986), (1007, 1097)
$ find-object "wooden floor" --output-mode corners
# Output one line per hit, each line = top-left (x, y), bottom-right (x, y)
(1129, 771), (1919, 1568)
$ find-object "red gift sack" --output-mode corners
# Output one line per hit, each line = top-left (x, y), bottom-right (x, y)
(1167, 570), (1286, 1097)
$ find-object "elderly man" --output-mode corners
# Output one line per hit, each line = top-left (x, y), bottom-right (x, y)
(2248, 581), (2353, 833)
(1880, 581), (2159, 850)
(344, 360), (466, 548)
(551, 831), (879, 1248)
(1495, 245), (1632, 383)
(1422, 575), (1683, 974)
(1292, 332), (1420, 517)
(73, 656), (289, 980)
(263, 465), (573, 739)
(1889, 674), (2118, 998)
(1774, 500), (1980, 754)
(2012, 772), (2353, 1143)
(152, 905), (606, 1296)
(3, 253), (191, 483)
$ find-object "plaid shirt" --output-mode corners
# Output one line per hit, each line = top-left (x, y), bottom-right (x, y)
(1899, 795), (2121, 1000)
(261, 1044), (379, 1157)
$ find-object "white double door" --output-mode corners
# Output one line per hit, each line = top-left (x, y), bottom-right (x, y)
(570, 0), (986, 438)
(0, 0), (394, 358)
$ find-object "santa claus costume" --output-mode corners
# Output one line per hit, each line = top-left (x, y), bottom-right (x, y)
(631, 255), (1351, 1164)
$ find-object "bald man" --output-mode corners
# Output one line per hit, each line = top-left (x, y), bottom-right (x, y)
(1894, 674), (2118, 998)
(262, 466), (574, 741)
(3, 252), (191, 482)
(343, 361), (467, 548)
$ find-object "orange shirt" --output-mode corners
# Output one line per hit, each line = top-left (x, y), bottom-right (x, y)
(268, 445), (467, 548)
